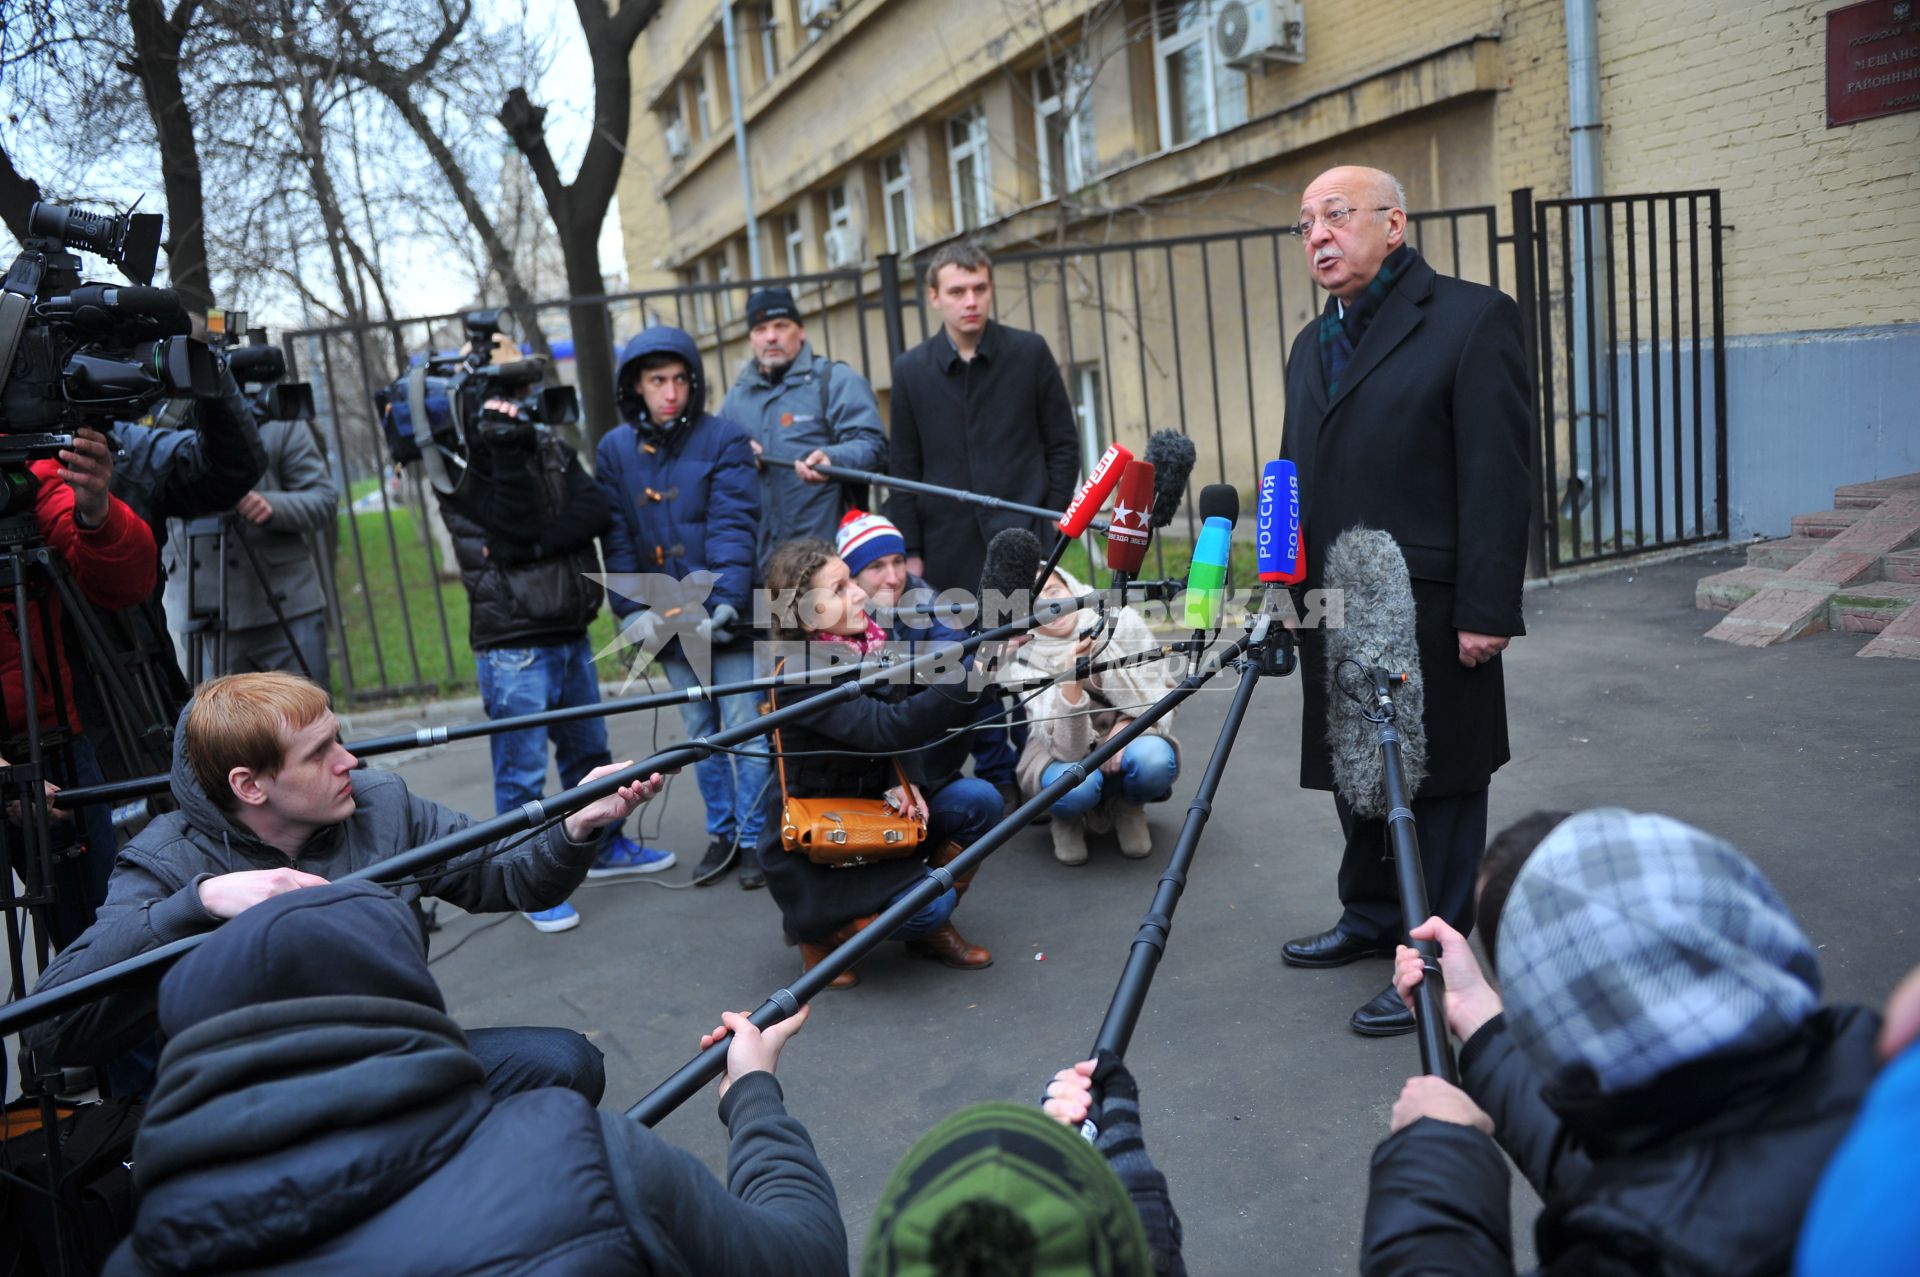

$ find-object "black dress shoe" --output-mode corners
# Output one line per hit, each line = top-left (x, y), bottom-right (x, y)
(1351, 986), (1417, 1037)
(1281, 926), (1395, 969)
(737, 859), (766, 890)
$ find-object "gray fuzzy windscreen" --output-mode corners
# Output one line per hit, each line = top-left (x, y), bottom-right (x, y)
(1323, 527), (1427, 817)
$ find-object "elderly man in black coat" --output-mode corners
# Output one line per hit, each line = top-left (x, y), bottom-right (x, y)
(1276, 164), (1532, 1037)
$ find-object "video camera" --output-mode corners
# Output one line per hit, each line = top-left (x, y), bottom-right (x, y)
(210, 312), (315, 424)
(0, 202), (220, 485)
(376, 309), (578, 492)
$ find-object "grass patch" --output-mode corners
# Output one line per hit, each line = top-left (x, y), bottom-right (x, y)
(331, 503), (622, 702)
(328, 510), (1203, 704)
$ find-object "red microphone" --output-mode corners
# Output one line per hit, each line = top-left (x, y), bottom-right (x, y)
(1103, 459), (1156, 578)
(1057, 443), (1133, 537)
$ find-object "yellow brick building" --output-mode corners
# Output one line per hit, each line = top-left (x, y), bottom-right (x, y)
(616, 0), (1919, 543)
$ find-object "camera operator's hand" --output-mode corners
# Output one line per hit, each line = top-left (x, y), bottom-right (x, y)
(621, 609), (668, 658)
(1390, 1075), (1494, 1136)
(699, 1004), (811, 1099)
(561, 763), (668, 843)
(794, 449), (832, 484)
(58, 428), (115, 530)
(198, 867), (332, 920)
(1395, 915), (1504, 1043)
(236, 490), (274, 526)
(697, 603), (740, 646)
(0, 755), (69, 825)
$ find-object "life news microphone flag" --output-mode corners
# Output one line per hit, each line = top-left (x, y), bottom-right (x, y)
(1256, 458), (1307, 585)
(1038, 441), (1134, 591)
(1103, 460), (1155, 576)
(1057, 443), (1133, 537)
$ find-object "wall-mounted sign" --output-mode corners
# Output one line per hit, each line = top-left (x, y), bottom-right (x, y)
(1828, 0), (1920, 125)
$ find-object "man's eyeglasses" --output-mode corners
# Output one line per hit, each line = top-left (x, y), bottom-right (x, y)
(1290, 206), (1394, 238)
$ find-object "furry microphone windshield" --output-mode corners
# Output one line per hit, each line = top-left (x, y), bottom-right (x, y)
(1323, 526), (1427, 818)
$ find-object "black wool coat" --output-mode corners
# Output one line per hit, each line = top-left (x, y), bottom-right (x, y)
(886, 321), (1082, 595)
(756, 653), (984, 944)
(1279, 253), (1533, 797)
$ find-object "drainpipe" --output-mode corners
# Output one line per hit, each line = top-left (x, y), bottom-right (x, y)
(721, 4), (762, 278)
(1564, 0), (1611, 531)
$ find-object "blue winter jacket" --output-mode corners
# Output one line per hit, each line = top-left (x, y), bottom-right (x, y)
(597, 327), (760, 622)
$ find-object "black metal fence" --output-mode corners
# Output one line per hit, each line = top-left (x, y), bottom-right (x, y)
(281, 189), (1725, 702)
(1525, 190), (1728, 570)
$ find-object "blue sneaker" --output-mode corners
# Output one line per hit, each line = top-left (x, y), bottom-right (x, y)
(524, 902), (581, 933)
(587, 834), (677, 879)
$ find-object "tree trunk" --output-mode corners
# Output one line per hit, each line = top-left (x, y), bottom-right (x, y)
(125, 0), (214, 314)
(0, 141), (45, 243)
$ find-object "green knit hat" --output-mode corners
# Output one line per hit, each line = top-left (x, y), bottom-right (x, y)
(860, 1102), (1152, 1277)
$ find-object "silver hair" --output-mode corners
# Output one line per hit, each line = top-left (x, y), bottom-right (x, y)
(1383, 172), (1409, 214)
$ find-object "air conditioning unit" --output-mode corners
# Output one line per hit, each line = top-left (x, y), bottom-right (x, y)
(664, 119), (689, 161)
(1214, 0), (1305, 68)
(822, 225), (862, 269)
(801, 0), (839, 31)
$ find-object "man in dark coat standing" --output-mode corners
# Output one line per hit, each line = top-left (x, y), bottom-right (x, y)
(1276, 165), (1532, 1037)
(888, 241), (1082, 812)
(887, 241), (1081, 598)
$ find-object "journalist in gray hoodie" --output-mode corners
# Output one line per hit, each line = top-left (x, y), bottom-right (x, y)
(23, 671), (663, 1100)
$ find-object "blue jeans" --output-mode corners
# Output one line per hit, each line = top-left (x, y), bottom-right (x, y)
(663, 647), (770, 845)
(969, 699), (1026, 787)
(890, 776), (1001, 938)
(1039, 734), (1179, 822)
(474, 639), (612, 819)
(466, 1026), (605, 1104)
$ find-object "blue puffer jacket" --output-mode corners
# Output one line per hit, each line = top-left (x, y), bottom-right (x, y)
(597, 327), (759, 621)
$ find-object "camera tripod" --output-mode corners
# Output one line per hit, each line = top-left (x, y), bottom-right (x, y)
(177, 511), (319, 685)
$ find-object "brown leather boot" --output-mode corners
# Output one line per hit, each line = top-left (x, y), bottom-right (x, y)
(925, 840), (978, 899)
(798, 941), (858, 989)
(906, 922), (993, 969)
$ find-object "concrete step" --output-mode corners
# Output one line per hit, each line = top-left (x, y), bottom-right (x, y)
(1832, 583), (1920, 634)
(1885, 549), (1920, 584)
(1792, 509), (1866, 539)
(1745, 537), (1827, 571)
(1835, 473), (1920, 509)
(1696, 565), (1775, 612)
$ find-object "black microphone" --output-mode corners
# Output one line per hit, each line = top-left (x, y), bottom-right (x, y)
(1322, 527), (1428, 818)
(1143, 430), (1197, 530)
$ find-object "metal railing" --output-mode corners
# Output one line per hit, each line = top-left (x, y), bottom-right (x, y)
(1526, 191), (1728, 569)
(277, 191), (1723, 702)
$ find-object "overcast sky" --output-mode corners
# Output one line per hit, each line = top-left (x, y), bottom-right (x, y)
(3, 0), (625, 328)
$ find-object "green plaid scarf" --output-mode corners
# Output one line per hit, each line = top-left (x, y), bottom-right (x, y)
(1318, 243), (1417, 398)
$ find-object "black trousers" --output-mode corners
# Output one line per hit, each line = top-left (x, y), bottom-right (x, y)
(1333, 787), (1489, 944)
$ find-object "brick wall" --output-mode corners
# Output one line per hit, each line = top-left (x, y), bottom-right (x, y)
(1594, 0), (1919, 336)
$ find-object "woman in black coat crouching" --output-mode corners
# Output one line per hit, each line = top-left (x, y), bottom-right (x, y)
(755, 539), (1003, 989)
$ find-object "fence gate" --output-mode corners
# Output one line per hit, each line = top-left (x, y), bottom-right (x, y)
(1526, 190), (1728, 570)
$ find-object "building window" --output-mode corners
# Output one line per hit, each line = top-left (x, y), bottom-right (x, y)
(756, 4), (780, 85)
(947, 106), (993, 233)
(1069, 362), (1104, 463)
(701, 251), (733, 330)
(1034, 54), (1097, 200)
(784, 211), (806, 275)
(881, 150), (915, 255)
(1153, 1), (1248, 149)
(662, 102), (688, 163)
(691, 71), (711, 138)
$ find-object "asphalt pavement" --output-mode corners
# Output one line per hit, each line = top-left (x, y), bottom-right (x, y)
(387, 545), (1918, 1274)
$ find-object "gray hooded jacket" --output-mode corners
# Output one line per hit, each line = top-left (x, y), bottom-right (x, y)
(23, 721), (601, 1070)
